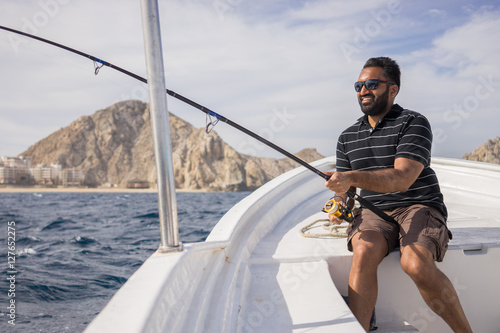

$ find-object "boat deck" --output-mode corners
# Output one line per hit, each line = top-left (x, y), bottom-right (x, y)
(246, 210), (360, 332)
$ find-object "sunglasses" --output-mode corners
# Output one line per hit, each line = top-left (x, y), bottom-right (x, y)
(354, 79), (395, 92)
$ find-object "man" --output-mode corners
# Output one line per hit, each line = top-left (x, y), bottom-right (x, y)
(325, 57), (472, 332)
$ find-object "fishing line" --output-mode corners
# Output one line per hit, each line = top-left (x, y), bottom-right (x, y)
(0, 25), (396, 225)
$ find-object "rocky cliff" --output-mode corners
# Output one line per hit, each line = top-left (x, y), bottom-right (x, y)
(463, 137), (500, 164)
(21, 100), (325, 191)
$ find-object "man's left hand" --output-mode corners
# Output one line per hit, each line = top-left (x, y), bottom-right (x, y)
(325, 171), (352, 193)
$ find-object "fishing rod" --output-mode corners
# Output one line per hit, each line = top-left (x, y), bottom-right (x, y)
(0, 25), (396, 225)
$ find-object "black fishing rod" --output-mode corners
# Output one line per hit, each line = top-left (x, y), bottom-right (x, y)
(0, 25), (396, 225)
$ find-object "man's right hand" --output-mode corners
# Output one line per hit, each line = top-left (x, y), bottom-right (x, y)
(328, 213), (344, 225)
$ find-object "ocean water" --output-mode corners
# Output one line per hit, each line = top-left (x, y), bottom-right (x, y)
(0, 191), (250, 332)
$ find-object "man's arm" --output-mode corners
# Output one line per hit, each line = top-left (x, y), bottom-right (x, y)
(325, 157), (424, 194)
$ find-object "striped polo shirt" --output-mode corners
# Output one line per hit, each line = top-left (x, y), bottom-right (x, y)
(336, 104), (447, 219)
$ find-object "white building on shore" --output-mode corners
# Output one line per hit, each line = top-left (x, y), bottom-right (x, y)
(0, 156), (82, 187)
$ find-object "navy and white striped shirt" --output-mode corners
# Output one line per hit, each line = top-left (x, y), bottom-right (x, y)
(336, 104), (447, 219)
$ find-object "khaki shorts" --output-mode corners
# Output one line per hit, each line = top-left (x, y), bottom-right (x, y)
(346, 204), (452, 262)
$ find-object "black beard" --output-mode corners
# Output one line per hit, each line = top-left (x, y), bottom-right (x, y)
(358, 87), (389, 117)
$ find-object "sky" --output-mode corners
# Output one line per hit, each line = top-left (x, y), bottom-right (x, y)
(1, 0), (499, 160)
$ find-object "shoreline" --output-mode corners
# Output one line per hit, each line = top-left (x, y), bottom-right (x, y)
(0, 187), (206, 193)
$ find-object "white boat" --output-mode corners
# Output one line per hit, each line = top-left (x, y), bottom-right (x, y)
(85, 156), (500, 333)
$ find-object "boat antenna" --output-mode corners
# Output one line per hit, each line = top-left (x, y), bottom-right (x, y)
(0, 25), (396, 225)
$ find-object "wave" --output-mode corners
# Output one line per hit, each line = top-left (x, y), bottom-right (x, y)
(17, 235), (42, 245)
(183, 228), (211, 242)
(26, 284), (74, 301)
(17, 246), (37, 256)
(131, 238), (159, 246)
(41, 218), (82, 231)
(70, 236), (98, 246)
(93, 274), (128, 290)
(133, 212), (159, 219)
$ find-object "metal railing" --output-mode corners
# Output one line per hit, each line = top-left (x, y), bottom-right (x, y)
(141, 0), (182, 252)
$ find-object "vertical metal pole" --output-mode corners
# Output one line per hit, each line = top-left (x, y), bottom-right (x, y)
(140, 0), (182, 252)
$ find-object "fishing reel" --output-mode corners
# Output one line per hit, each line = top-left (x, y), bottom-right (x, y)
(322, 197), (353, 222)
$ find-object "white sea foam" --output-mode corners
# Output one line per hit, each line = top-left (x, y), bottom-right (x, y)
(17, 247), (37, 256)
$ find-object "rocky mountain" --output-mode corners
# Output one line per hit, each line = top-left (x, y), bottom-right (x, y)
(21, 100), (325, 191)
(463, 137), (500, 164)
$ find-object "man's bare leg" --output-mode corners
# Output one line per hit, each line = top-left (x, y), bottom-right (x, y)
(400, 244), (472, 333)
(349, 230), (388, 331)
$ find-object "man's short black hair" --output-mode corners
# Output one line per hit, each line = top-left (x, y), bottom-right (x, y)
(363, 57), (401, 90)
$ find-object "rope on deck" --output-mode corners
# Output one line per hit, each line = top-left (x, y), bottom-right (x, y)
(299, 218), (348, 238)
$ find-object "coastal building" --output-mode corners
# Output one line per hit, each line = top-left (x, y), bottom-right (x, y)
(62, 168), (83, 187)
(0, 156), (82, 187)
(0, 156), (32, 185)
(31, 164), (62, 186)
(0, 165), (32, 185)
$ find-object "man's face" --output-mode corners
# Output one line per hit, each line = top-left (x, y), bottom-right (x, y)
(356, 66), (391, 117)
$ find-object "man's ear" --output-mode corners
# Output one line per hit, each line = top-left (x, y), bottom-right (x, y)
(390, 84), (399, 97)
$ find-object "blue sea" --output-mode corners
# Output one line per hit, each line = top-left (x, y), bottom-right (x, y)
(0, 191), (250, 332)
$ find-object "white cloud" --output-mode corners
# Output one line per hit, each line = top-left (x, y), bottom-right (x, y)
(427, 9), (447, 19)
(395, 9), (500, 157)
(432, 11), (500, 71)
